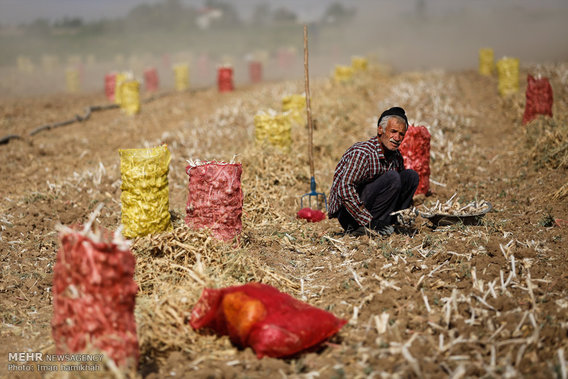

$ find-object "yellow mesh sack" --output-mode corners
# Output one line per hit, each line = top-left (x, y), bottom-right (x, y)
(351, 56), (368, 72)
(281, 94), (306, 125)
(173, 63), (189, 91)
(119, 145), (172, 238)
(478, 48), (494, 76)
(41, 55), (58, 72)
(254, 110), (292, 152)
(120, 80), (140, 116)
(114, 72), (129, 105)
(66, 68), (79, 93)
(333, 65), (354, 83)
(497, 57), (520, 97)
(17, 56), (35, 73)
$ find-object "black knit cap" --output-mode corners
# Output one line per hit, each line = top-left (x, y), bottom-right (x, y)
(377, 106), (408, 127)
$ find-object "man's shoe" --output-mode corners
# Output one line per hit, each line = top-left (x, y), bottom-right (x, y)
(374, 224), (394, 236)
(346, 225), (392, 237)
(346, 226), (367, 236)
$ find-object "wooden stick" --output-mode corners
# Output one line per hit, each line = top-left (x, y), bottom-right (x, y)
(304, 25), (314, 178)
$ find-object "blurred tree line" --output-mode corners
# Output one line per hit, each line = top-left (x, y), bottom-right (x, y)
(0, 0), (356, 66)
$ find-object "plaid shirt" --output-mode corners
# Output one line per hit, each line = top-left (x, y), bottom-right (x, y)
(328, 136), (404, 226)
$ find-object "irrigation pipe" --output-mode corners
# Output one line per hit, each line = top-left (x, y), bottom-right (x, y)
(29, 103), (119, 136)
(0, 91), (175, 145)
(0, 135), (22, 145)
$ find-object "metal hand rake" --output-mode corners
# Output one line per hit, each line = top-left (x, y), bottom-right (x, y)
(300, 25), (327, 211)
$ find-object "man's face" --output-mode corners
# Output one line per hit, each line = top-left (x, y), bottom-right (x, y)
(378, 118), (407, 151)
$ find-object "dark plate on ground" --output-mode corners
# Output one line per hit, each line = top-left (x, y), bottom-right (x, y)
(419, 201), (492, 227)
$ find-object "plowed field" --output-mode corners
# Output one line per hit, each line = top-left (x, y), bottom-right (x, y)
(1, 62), (567, 378)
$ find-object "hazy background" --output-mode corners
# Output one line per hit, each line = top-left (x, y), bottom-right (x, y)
(1, 0), (567, 95)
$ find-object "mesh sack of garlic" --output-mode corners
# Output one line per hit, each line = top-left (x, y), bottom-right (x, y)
(185, 157), (243, 242)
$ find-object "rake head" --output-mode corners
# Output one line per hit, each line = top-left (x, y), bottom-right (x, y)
(301, 177), (328, 211)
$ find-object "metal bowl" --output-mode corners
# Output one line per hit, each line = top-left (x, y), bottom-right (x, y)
(418, 201), (492, 227)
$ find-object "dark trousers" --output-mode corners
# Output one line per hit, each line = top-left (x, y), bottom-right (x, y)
(338, 169), (419, 231)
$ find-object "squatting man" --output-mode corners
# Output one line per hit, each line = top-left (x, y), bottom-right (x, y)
(328, 107), (418, 236)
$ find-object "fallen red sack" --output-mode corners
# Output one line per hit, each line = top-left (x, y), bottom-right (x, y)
(190, 283), (347, 358)
(399, 124), (431, 195)
(297, 207), (326, 222)
(523, 74), (553, 125)
(52, 224), (139, 368)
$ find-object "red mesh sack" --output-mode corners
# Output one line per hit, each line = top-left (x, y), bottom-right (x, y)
(522, 74), (553, 125)
(185, 161), (243, 242)
(277, 48), (294, 70)
(249, 61), (263, 84)
(399, 124), (431, 195)
(190, 283), (347, 358)
(105, 72), (117, 102)
(52, 224), (139, 368)
(297, 207), (326, 222)
(161, 53), (171, 68)
(218, 66), (234, 92)
(144, 67), (159, 93)
(197, 53), (211, 81)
